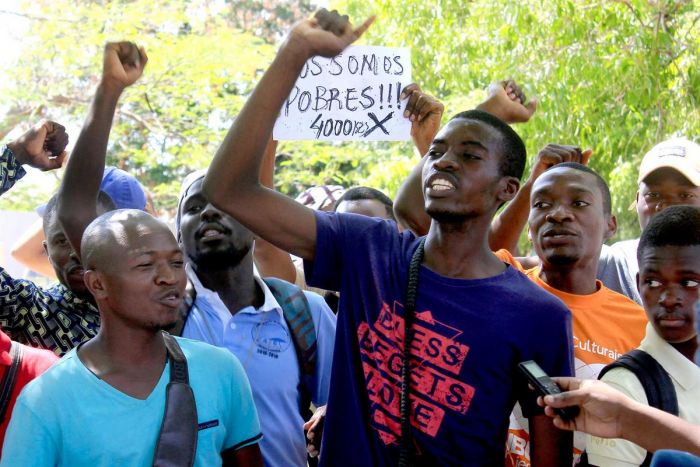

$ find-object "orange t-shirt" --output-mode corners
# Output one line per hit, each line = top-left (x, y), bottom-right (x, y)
(495, 250), (648, 465)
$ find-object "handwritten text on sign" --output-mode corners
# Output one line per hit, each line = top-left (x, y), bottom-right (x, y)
(273, 46), (412, 141)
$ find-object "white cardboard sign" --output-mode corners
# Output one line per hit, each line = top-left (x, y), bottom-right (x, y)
(273, 45), (412, 141)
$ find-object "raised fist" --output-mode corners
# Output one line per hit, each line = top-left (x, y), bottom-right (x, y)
(477, 79), (538, 124)
(7, 120), (68, 171)
(529, 144), (593, 182)
(285, 9), (374, 59)
(101, 41), (148, 91)
(401, 83), (445, 155)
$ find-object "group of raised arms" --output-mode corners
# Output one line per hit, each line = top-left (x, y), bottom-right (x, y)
(0, 8), (698, 467)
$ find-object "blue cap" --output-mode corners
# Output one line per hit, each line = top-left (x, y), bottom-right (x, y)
(100, 166), (147, 210)
(36, 166), (147, 216)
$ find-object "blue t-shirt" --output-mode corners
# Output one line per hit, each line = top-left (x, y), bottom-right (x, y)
(305, 212), (574, 466)
(1, 337), (262, 467)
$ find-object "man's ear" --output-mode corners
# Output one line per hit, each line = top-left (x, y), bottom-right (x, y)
(499, 176), (520, 203)
(42, 240), (49, 256)
(636, 271), (641, 294)
(603, 214), (618, 242)
(83, 270), (107, 300)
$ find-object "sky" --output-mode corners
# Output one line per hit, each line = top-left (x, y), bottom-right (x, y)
(0, 1), (27, 71)
(0, 2), (62, 192)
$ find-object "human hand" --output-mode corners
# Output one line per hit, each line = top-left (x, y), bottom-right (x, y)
(527, 144), (593, 183)
(101, 41), (148, 92)
(7, 120), (68, 171)
(537, 377), (628, 438)
(401, 83), (445, 156)
(285, 9), (374, 59)
(476, 79), (537, 124)
(303, 404), (326, 458)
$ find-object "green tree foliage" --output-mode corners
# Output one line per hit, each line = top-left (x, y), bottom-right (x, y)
(336, 0), (700, 241)
(0, 0), (283, 210)
(1, 0), (698, 246)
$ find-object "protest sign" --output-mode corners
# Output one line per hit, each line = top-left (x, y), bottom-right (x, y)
(273, 45), (412, 141)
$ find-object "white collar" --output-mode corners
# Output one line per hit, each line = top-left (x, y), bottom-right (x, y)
(640, 322), (700, 391)
(186, 263), (283, 318)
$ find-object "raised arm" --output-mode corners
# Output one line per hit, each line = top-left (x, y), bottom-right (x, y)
(540, 377), (700, 456)
(2, 120), (67, 195)
(202, 10), (374, 261)
(392, 83), (444, 234)
(57, 42), (147, 257)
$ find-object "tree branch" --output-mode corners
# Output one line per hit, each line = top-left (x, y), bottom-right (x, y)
(0, 9), (78, 24)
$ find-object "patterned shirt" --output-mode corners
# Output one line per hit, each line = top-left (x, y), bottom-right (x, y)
(0, 146), (100, 356)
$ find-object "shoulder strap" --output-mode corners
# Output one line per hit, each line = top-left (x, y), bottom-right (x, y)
(264, 277), (317, 426)
(153, 332), (198, 467)
(163, 333), (189, 384)
(598, 349), (678, 415)
(0, 342), (23, 424)
(264, 277), (317, 376)
(598, 349), (678, 467)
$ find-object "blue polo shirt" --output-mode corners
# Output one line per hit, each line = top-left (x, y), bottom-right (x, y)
(182, 266), (336, 467)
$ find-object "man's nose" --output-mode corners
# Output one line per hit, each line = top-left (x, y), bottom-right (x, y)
(545, 204), (572, 223)
(432, 152), (459, 171)
(69, 250), (80, 263)
(659, 285), (682, 309)
(200, 203), (221, 220)
(155, 262), (180, 286)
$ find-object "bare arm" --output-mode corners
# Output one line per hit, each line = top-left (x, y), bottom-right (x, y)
(202, 10), (374, 261)
(10, 219), (56, 278)
(541, 377), (700, 456)
(392, 84), (444, 235)
(3, 121), (67, 276)
(253, 138), (298, 283)
(57, 42), (147, 257)
(529, 414), (573, 467)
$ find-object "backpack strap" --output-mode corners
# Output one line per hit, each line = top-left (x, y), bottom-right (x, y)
(597, 349), (678, 467)
(153, 332), (198, 467)
(264, 277), (317, 422)
(0, 342), (23, 424)
(264, 277), (317, 376)
(598, 349), (678, 415)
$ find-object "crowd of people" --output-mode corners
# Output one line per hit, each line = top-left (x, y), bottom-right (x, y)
(0, 9), (698, 467)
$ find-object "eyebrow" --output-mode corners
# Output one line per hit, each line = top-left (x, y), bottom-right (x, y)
(533, 186), (595, 196)
(131, 249), (183, 258)
(431, 139), (487, 150)
(184, 192), (205, 204)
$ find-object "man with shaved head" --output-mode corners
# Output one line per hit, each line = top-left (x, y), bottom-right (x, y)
(1, 209), (263, 465)
(3, 41), (263, 466)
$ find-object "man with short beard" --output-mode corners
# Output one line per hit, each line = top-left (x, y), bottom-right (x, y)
(201, 10), (574, 465)
(495, 162), (647, 465)
(1, 210), (263, 466)
(176, 171), (336, 467)
(52, 34), (335, 466)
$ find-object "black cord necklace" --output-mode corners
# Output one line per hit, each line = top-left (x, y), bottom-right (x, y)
(398, 238), (426, 467)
